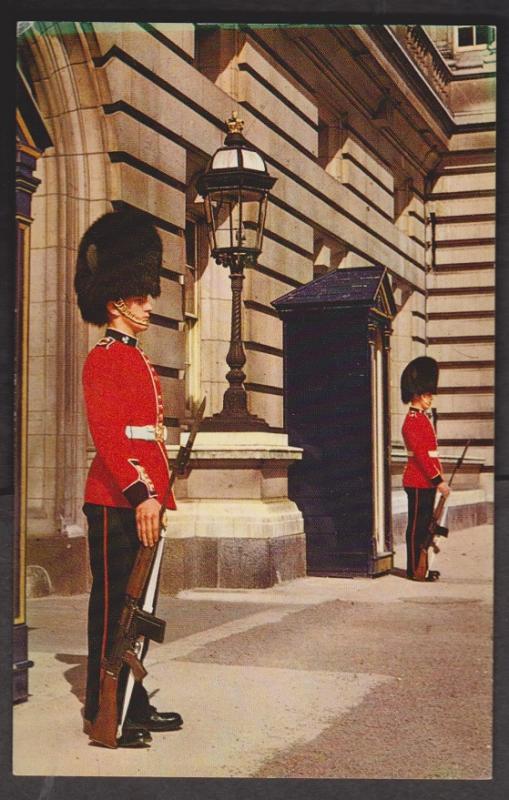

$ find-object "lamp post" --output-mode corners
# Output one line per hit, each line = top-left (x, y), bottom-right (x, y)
(197, 112), (276, 431)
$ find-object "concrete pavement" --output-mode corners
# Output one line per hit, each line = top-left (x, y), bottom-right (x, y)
(13, 524), (493, 778)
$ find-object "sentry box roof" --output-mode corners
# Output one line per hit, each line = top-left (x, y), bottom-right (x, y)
(272, 265), (396, 319)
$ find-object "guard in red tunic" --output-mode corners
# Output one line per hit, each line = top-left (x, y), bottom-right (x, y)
(75, 209), (182, 747)
(401, 356), (450, 581)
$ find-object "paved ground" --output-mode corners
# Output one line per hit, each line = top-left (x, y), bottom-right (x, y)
(12, 524), (493, 779)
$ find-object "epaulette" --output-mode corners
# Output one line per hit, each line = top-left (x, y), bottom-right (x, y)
(95, 336), (115, 350)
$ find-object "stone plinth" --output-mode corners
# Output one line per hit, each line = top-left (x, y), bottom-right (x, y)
(162, 432), (305, 593)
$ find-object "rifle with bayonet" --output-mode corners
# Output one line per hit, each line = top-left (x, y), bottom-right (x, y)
(414, 439), (470, 582)
(88, 397), (206, 748)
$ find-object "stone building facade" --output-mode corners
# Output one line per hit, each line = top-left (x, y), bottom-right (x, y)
(16, 22), (496, 595)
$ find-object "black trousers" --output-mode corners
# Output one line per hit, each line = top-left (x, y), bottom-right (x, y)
(83, 503), (152, 725)
(404, 487), (436, 578)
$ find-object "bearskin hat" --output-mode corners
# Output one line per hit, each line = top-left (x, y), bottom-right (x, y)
(400, 356), (439, 404)
(74, 209), (162, 326)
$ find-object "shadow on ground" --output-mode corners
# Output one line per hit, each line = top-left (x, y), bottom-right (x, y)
(55, 653), (87, 706)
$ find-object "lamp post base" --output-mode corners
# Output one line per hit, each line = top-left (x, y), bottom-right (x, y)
(200, 410), (271, 433)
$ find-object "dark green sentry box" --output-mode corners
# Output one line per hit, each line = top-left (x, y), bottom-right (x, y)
(273, 266), (397, 578)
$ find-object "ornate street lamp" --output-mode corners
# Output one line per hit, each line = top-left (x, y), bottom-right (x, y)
(197, 112), (276, 431)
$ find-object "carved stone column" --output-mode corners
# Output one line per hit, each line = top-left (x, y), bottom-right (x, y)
(14, 67), (52, 702)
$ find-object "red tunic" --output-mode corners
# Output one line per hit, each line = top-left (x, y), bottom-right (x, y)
(82, 328), (175, 509)
(402, 407), (443, 489)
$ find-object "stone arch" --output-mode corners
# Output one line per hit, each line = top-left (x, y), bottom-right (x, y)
(20, 22), (116, 542)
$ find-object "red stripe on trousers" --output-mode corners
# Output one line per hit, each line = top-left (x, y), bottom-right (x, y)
(410, 489), (419, 573)
(100, 507), (109, 662)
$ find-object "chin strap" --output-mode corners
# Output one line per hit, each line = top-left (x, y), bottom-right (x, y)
(113, 299), (149, 329)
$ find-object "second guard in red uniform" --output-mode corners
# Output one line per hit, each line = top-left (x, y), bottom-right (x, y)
(400, 356), (451, 581)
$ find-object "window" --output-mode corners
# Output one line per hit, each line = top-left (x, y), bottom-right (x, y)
(183, 218), (202, 412)
(184, 219), (198, 318)
(456, 26), (495, 49)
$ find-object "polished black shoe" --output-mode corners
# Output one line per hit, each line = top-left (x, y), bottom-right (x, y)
(126, 705), (183, 732)
(426, 570), (440, 581)
(84, 718), (152, 746)
(116, 728), (152, 748)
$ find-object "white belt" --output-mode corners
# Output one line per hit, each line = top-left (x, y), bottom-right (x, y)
(125, 424), (167, 443)
(407, 450), (439, 458)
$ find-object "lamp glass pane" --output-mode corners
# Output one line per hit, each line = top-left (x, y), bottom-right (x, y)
(241, 199), (263, 250)
(211, 149), (239, 170)
(209, 192), (237, 251)
(241, 150), (266, 172)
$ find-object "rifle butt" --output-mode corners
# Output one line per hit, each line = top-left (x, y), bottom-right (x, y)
(414, 549), (428, 582)
(88, 672), (120, 748)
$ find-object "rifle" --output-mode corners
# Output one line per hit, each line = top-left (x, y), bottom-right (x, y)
(414, 440), (470, 582)
(89, 398), (206, 748)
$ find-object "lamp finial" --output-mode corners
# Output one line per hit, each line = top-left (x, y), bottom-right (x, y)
(226, 111), (244, 134)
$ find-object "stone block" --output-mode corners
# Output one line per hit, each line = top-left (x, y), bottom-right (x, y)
(159, 229), (185, 273)
(435, 221), (494, 242)
(438, 393), (493, 414)
(141, 326), (185, 369)
(431, 196), (495, 218)
(245, 308), (282, 350)
(218, 537), (271, 588)
(429, 342), (494, 362)
(427, 293), (494, 313)
(184, 468), (262, 500)
(436, 244), (495, 266)
(438, 367), (494, 388)
(112, 162), (185, 228)
(149, 23), (196, 58)
(26, 467), (44, 503)
(247, 391), (283, 430)
(160, 532), (305, 593)
(256, 238), (313, 286)
(27, 435), (44, 469)
(239, 40), (318, 125)
(341, 158), (394, 217)
(158, 375), (185, 418)
(244, 349), (283, 389)
(107, 110), (187, 184)
(200, 261), (231, 301)
(101, 57), (221, 155)
(270, 534), (307, 583)
(439, 418), (493, 440)
(199, 297), (232, 341)
(238, 70), (317, 156)
(432, 172), (494, 194)
(342, 135), (393, 191)
(27, 533), (90, 594)
(247, 270), (298, 313)
(264, 203), (314, 253)
(429, 317), (494, 338)
(155, 279), (183, 320)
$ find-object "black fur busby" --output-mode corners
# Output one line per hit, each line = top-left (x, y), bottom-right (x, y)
(74, 209), (162, 326)
(400, 356), (439, 403)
